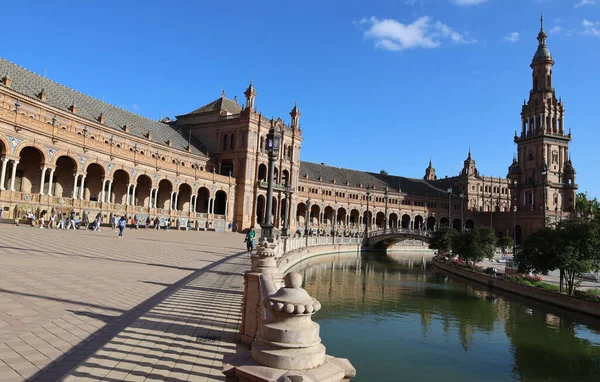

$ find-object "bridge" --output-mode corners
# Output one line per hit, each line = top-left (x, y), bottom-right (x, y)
(364, 228), (433, 250)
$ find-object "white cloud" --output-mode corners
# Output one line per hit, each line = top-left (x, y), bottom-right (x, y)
(548, 25), (562, 35)
(359, 16), (476, 52)
(574, 0), (596, 9)
(452, 0), (488, 6)
(582, 19), (600, 36)
(504, 32), (520, 42)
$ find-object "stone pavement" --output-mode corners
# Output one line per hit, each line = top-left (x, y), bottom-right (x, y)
(0, 225), (250, 381)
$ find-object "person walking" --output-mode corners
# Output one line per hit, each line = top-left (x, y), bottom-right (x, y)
(154, 217), (160, 230)
(67, 211), (76, 230)
(244, 226), (256, 257)
(145, 216), (150, 230)
(112, 214), (118, 231)
(118, 216), (126, 238)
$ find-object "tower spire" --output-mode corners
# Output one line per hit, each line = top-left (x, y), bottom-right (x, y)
(540, 13), (544, 31)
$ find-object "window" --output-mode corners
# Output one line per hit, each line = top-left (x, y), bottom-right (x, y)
(222, 135), (228, 151)
(230, 134), (236, 150)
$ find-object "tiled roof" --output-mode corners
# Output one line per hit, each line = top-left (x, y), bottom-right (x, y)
(183, 96), (243, 115)
(299, 161), (456, 198)
(0, 58), (206, 156)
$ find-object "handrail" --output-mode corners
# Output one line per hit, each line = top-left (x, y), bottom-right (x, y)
(366, 228), (432, 238)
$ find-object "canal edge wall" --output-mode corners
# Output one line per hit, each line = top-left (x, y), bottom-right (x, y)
(432, 259), (600, 318)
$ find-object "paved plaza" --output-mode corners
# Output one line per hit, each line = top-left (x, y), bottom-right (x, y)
(0, 225), (249, 381)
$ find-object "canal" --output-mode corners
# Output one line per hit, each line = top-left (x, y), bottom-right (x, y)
(289, 253), (600, 382)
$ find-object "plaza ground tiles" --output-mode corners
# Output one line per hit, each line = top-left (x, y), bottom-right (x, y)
(0, 226), (249, 381)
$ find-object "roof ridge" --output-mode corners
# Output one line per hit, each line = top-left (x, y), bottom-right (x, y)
(0, 57), (160, 124)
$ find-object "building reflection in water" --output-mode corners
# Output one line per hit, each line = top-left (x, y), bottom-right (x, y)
(289, 252), (600, 382)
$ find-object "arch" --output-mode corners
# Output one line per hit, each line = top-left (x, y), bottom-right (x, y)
(389, 213), (398, 229)
(214, 190), (227, 215)
(270, 196), (278, 225)
(465, 219), (475, 230)
(83, 160), (108, 176)
(0, 133), (9, 156)
(375, 211), (385, 229)
(426, 216), (436, 231)
(84, 163), (105, 201)
(282, 169), (290, 186)
(256, 194), (266, 225)
(53, 156), (78, 197)
(196, 186), (210, 213)
(177, 183), (193, 211)
(414, 215), (424, 230)
(111, 169), (130, 205)
(336, 207), (347, 227)
(440, 217), (449, 227)
(51, 151), (80, 172)
(14, 142), (48, 164)
(157, 179), (173, 210)
(296, 202), (307, 225)
(310, 204), (320, 226)
(401, 214), (411, 229)
(515, 225), (522, 246)
(258, 163), (267, 181)
(280, 198), (287, 223)
(16, 146), (45, 193)
(323, 206), (334, 226)
(363, 210), (372, 228)
(350, 209), (360, 226)
(135, 174), (152, 207)
(452, 218), (462, 231)
(274, 167), (279, 183)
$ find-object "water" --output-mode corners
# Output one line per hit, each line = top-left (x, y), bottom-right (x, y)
(289, 253), (600, 382)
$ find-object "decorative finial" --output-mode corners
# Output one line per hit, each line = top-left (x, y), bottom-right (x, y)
(540, 13), (544, 31)
(429, 156), (432, 167)
(221, 89), (226, 98)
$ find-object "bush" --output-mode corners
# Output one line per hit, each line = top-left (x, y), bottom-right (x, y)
(574, 288), (600, 302)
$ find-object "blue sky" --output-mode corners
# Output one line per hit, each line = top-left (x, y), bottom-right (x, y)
(3, 1), (599, 194)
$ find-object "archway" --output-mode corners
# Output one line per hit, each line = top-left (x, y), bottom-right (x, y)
(324, 206), (334, 226)
(389, 213), (398, 229)
(376, 212), (385, 229)
(363, 210), (372, 229)
(84, 163), (105, 201)
(282, 169), (290, 186)
(452, 218), (462, 231)
(350, 209), (359, 226)
(296, 202), (306, 225)
(440, 217), (449, 227)
(256, 194), (265, 224)
(271, 196), (278, 225)
(274, 167), (279, 184)
(426, 216), (436, 231)
(414, 215), (424, 230)
(465, 219), (475, 230)
(16, 147), (44, 193)
(336, 208), (347, 227)
(175, 183), (191, 211)
(310, 204), (320, 226)
(135, 175), (152, 207)
(515, 225), (522, 246)
(196, 187), (210, 213)
(54, 156), (77, 197)
(257, 164), (267, 182)
(401, 214), (411, 229)
(156, 179), (173, 210)
(280, 198), (287, 223)
(214, 190), (227, 215)
(112, 170), (130, 205)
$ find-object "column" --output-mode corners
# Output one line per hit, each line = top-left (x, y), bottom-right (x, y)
(101, 179), (107, 202)
(189, 193), (193, 212)
(131, 184), (137, 206)
(125, 184), (132, 206)
(154, 189), (158, 208)
(39, 167), (47, 195)
(225, 200), (229, 216)
(169, 191), (175, 211)
(174, 192), (179, 211)
(0, 158), (9, 190)
(72, 173), (79, 199)
(209, 197), (214, 214)
(193, 195), (197, 212)
(79, 175), (86, 200)
(8, 160), (19, 191)
(148, 188), (154, 208)
(107, 180), (113, 203)
(47, 168), (55, 196)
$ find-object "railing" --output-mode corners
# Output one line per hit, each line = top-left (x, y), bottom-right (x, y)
(258, 180), (295, 193)
(273, 235), (360, 258)
(366, 228), (432, 239)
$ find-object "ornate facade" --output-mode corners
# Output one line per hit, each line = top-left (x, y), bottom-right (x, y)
(0, 21), (577, 240)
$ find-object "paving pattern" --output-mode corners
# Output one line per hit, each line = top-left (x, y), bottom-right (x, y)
(0, 225), (249, 381)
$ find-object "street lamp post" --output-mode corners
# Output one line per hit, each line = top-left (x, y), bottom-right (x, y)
(541, 162), (548, 227)
(447, 187), (452, 227)
(305, 198), (311, 236)
(281, 182), (291, 237)
(459, 193), (464, 232)
(384, 188), (388, 234)
(261, 124), (281, 239)
(365, 186), (371, 236)
(512, 204), (517, 255)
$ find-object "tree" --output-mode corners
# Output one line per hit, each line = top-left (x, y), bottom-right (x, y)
(575, 192), (599, 216)
(428, 227), (457, 255)
(497, 235), (514, 256)
(453, 227), (497, 264)
(379, 170), (388, 176)
(516, 219), (600, 295)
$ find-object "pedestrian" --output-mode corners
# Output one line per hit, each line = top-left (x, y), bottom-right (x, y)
(145, 216), (150, 230)
(154, 217), (160, 230)
(233, 223), (238, 233)
(118, 216), (126, 238)
(228, 222), (232, 234)
(112, 214), (118, 231)
(67, 211), (76, 230)
(244, 226), (256, 257)
(39, 212), (46, 229)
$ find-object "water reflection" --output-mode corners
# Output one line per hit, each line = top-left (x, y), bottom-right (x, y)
(290, 252), (600, 382)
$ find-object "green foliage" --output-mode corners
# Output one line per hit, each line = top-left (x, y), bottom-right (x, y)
(575, 192), (599, 215)
(516, 219), (600, 295)
(497, 235), (514, 255)
(452, 227), (497, 264)
(379, 170), (388, 176)
(428, 227), (457, 255)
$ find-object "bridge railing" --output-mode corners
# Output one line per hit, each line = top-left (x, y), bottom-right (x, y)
(366, 227), (432, 238)
(272, 235), (360, 258)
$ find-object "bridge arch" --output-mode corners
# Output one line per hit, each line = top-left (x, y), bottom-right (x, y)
(365, 228), (432, 251)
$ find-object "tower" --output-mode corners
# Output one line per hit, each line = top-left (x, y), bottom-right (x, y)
(508, 16), (576, 219)
(461, 149), (478, 177)
(290, 102), (301, 130)
(424, 158), (436, 180)
(244, 81), (256, 111)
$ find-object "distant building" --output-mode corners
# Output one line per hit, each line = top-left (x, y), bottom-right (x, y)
(0, 19), (576, 241)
